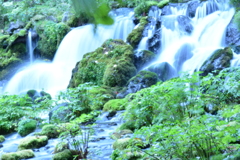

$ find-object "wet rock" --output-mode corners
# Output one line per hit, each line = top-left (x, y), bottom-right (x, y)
(52, 149), (73, 160)
(49, 103), (71, 123)
(0, 135), (5, 142)
(18, 136), (48, 150)
(117, 70), (158, 98)
(106, 111), (117, 119)
(161, 5), (172, 15)
(26, 89), (51, 102)
(177, 15), (193, 34)
(18, 119), (37, 137)
(0, 144), (3, 148)
(127, 17), (148, 48)
(147, 62), (177, 81)
(200, 47), (233, 76)
(7, 21), (24, 34)
(134, 50), (156, 70)
(225, 21), (240, 46)
(148, 28), (161, 54)
(187, 0), (200, 18)
(35, 124), (61, 139)
(103, 99), (127, 111)
(1, 149), (35, 160)
(69, 39), (136, 88)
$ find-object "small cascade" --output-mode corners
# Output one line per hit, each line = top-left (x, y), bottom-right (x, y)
(4, 9), (135, 97)
(142, 0), (235, 79)
(27, 29), (34, 63)
(231, 52), (240, 67)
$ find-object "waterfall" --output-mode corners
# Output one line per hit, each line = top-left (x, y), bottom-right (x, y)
(4, 8), (135, 97)
(27, 29), (34, 63)
(143, 0), (235, 79)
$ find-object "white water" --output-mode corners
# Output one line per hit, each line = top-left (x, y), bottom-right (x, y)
(27, 29), (34, 63)
(4, 9), (135, 97)
(146, 0), (235, 75)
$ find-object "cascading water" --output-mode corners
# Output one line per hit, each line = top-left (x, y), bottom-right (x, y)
(143, 0), (235, 79)
(27, 29), (34, 63)
(4, 8), (135, 97)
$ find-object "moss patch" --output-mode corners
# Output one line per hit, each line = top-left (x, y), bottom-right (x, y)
(103, 98), (127, 112)
(52, 149), (73, 160)
(18, 136), (48, 150)
(36, 124), (61, 138)
(127, 17), (148, 48)
(18, 119), (37, 137)
(69, 39), (136, 88)
(0, 135), (5, 142)
(1, 149), (35, 160)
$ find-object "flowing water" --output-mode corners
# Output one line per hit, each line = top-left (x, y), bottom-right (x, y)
(4, 8), (135, 97)
(27, 29), (34, 64)
(143, 0), (236, 78)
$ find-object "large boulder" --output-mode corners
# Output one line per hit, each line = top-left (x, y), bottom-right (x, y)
(1, 149), (35, 160)
(69, 39), (137, 88)
(18, 136), (48, 150)
(35, 124), (61, 138)
(17, 119), (37, 137)
(225, 20), (240, 47)
(49, 103), (71, 123)
(117, 70), (158, 98)
(200, 47), (233, 76)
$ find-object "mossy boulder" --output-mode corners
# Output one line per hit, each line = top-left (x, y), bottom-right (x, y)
(52, 149), (73, 160)
(36, 124), (61, 138)
(1, 149), (35, 160)
(113, 138), (131, 150)
(117, 70), (158, 98)
(36, 21), (70, 59)
(0, 135), (5, 142)
(200, 47), (233, 76)
(18, 119), (37, 137)
(111, 148), (143, 160)
(54, 142), (69, 153)
(103, 98), (128, 112)
(69, 39), (137, 88)
(18, 136), (48, 150)
(127, 17), (148, 48)
(110, 129), (133, 140)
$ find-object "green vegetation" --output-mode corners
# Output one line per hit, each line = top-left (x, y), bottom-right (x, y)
(18, 119), (37, 136)
(18, 136), (48, 150)
(1, 149), (35, 160)
(0, 135), (5, 142)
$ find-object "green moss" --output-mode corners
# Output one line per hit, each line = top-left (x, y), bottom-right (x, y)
(1, 149), (35, 160)
(18, 136), (48, 150)
(69, 39), (136, 88)
(52, 149), (73, 160)
(0, 135), (5, 142)
(134, 1), (158, 16)
(200, 47), (233, 76)
(17, 29), (27, 37)
(18, 119), (37, 136)
(113, 138), (131, 150)
(36, 21), (70, 59)
(103, 98), (127, 111)
(36, 124), (61, 138)
(128, 70), (158, 87)
(54, 142), (69, 153)
(127, 17), (148, 48)
(158, 0), (169, 8)
(234, 11), (240, 30)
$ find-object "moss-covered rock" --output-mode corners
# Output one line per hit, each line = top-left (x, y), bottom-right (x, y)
(158, 0), (169, 8)
(127, 17), (148, 48)
(36, 124), (61, 138)
(113, 138), (131, 150)
(111, 148), (143, 160)
(18, 136), (48, 150)
(18, 119), (37, 137)
(103, 98), (128, 112)
(117, 70), (158, 98)
(134, 1), (158, 16)
(69, 39), (136, 88)
(1, 149), (35, 160)
(0, 135), (5, 142)
(36, 21), (70, 59)
(200, 47), (233, 76)
(110, 129), (133, 140)
(54, 142), (69, 153)
(52, 149), (73, 160)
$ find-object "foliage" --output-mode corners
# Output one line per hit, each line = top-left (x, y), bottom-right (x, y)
(0, 94), (52, 134)
(59, 123), (94, 159)
(18, 119), (37, 136)
(57, 83), (108, 121)
(234, 11), (240, 31)
(230, 0), (240, 11)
